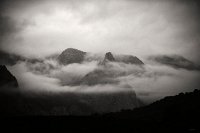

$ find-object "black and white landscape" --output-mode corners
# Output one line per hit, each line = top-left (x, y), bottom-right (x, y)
(0, 0), (200, 132)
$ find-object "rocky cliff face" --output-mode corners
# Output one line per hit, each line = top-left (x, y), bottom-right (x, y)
(58, 48), (144, 65)
(57, 49), (144, 87)
(0, 65), (18, 88)
(99, 52), (116, 65)
(58, 48), (86, 65)
(104, 52), (115, 62)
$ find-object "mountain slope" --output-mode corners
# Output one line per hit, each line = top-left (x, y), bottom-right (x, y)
(115, 54), (144, 65)
(149, 55), (200, 71)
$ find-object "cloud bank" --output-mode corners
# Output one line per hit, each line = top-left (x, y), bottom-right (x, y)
(7, 56), (200, 104)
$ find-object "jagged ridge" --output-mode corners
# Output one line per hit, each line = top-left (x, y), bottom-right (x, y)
(58, 48), (144, 65)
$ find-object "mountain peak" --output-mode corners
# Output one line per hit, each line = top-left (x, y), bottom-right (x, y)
(58, 48), (86, 65)
(63, 48), (82, 52)
(57, 48), (144, 66)
(98, 52), (116, 65)
(104, 52), (115, 62)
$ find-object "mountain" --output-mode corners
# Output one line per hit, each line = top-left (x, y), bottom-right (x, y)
(99, 52), (144, 65)
(0, 65), (21, 115)
(57, 48), (144, 65)
(0, 66), (142, 115)
(95, 89), (200, 132)
(104, 52), (115, 62)
(105, 89), (200, 117)
(0, 65), (18, 88)
(149, 55), (200, 71)
(57, 49), (144, 86)
(99, 52), (116, 65)
(58, 48), (86, 65)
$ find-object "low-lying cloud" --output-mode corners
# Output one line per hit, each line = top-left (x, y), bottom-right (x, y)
(7, 57), (200, 104)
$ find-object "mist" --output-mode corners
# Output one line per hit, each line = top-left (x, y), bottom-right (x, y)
(7, 56), (200, 104)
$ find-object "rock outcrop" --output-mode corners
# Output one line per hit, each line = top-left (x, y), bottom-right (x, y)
(58, 48), (86, 65)
(0, 65), (18, 88)
(58, 48), (144, 65)
(99, 52), (115, 65)
(104, 52), (115, 62)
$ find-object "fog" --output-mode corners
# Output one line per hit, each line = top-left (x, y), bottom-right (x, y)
(7, 57), (200, 103)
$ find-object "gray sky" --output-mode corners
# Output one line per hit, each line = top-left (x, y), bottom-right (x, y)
(1, 0), (200, 62)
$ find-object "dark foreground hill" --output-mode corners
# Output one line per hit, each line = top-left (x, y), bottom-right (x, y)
(1, 90), (199, 132)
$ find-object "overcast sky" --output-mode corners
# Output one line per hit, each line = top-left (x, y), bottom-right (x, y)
(0, 0), (200, 62)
